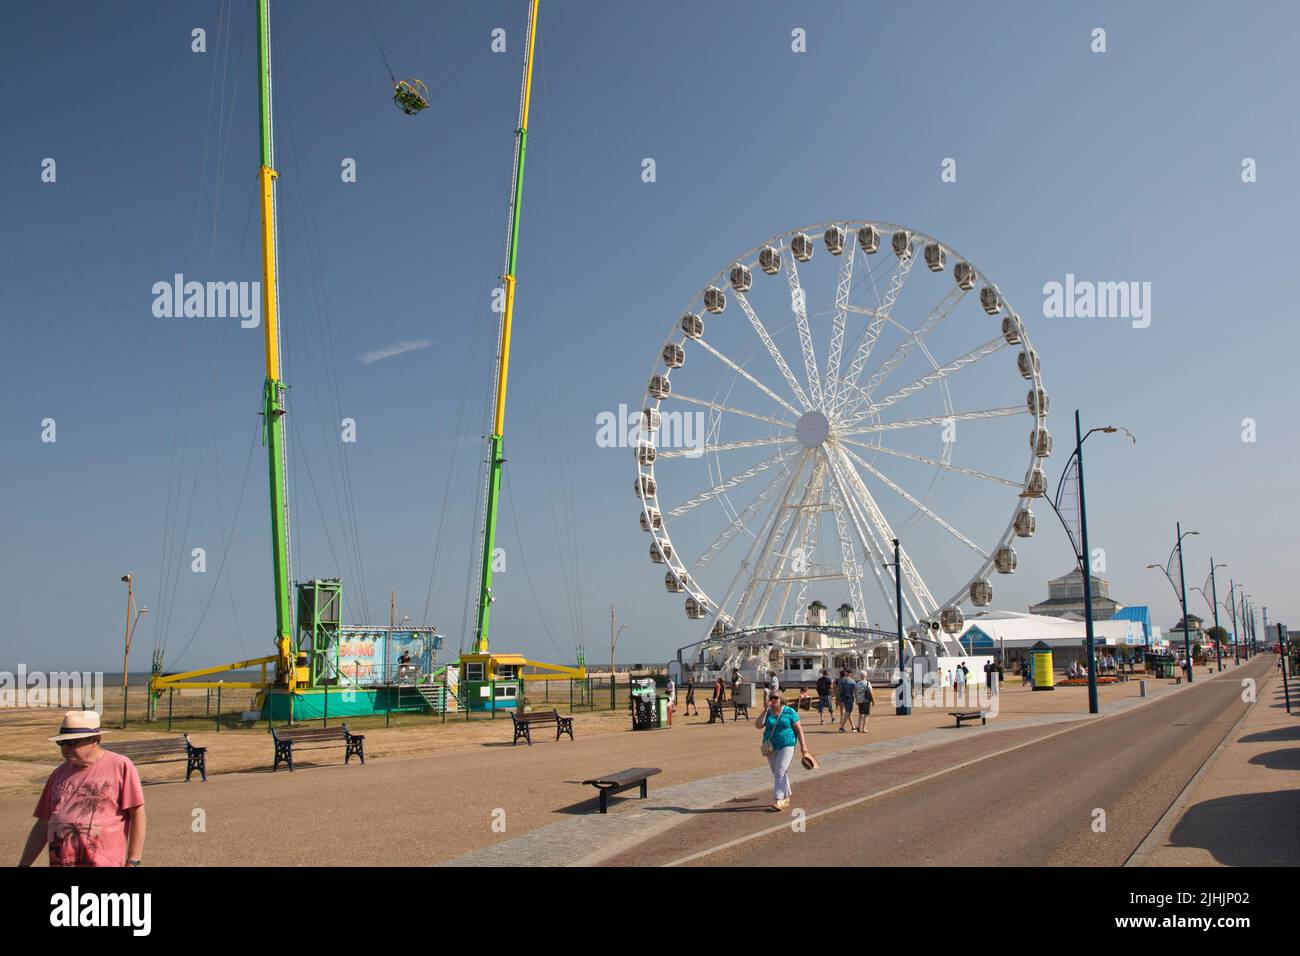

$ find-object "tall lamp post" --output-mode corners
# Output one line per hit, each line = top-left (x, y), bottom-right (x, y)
(1043, 412), (1130, 715)
(120, 575), (148, 729)
(1146, 524), (1198, 682)
(890, 538), (909, 715)
(1191, 560), (1227, 672)
(609, 605), (629, 711)
(1227, 580), (1240, 664)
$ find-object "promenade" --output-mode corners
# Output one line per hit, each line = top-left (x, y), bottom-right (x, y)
(2, 658), (1282, 867)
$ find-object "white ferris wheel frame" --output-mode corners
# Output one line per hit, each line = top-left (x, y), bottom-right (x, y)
(635, 219), (1049, 648)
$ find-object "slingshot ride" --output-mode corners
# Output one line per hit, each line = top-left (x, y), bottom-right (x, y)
(640, 221), (1050, 686)
(150, 0), (577, 721)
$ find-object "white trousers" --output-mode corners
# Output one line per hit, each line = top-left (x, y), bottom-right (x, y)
(768, 746), (795, 800)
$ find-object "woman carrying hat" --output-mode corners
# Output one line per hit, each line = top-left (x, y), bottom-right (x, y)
(18, 711), (146, 868)
(755, 691), (816, 811)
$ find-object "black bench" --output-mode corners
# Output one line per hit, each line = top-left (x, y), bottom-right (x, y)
(104, 734), (207, 782)
(510, 709), (575, 746)
(706, 699), (750, 723)
(272, 724), (364, 771)
(948, 710), (990, 728)
(582, 767), (662, 813)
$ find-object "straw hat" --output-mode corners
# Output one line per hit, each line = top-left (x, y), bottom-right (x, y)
(49, 710), (106, 743)
(801, 752), (820, 771)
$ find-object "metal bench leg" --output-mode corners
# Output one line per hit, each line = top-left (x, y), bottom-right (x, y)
(598, 789), (609, 814)
(640, 780), (648, 800)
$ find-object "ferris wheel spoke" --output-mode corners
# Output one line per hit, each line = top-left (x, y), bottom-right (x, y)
(823, 464), (866, 617)
(837, 438), (1023, 488)
(730, 452), (814, 625)
(665, 446), (800, 517)
(694, 338), (803, 418)
(783, 247), (823, 408)
(843, 336), (1008, 425)
(668, 393), (795, 430)
(733, 289), (813, 411)
(838, 444), (990, 560)
(691, 462), (799, 572)
(825, 452), (917, 624)
(847, 286), (967, 414)
(829, 446), (937, 616)
(836, 405), (1025, 438)
(832, 244), (918, 415)
(817, 234), (855, 405)
(749, 457), (824, 624)
(657, 435), (796, 460)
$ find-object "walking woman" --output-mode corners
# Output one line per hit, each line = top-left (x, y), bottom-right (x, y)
(755, 691), (810, 811)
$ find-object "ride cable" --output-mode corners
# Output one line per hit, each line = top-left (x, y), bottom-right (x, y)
(472, 0), (539, 655)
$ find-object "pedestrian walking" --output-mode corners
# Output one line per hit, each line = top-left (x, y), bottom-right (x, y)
(955, 662), (967, 702)
(836, 670), (857, 732)
(666, 676), (676, 726)
(755, 691), (811, 811)
(684, 680), (699, 717)
(19, 711), (146, 868)
(815, 669), (833, 724)
(853, 672), (876, 733)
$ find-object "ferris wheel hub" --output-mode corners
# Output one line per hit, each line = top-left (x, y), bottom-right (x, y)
(796, 410), (831, 449)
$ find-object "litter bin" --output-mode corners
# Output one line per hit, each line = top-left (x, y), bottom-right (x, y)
(657, 695), (669, 727)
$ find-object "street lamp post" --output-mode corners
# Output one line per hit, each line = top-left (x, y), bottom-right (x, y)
(1227, 580), (1239, 664)
(609, 605), (629, 711)
(892, 538), (909, 715)
(1208, 560), (1225, 672)
(1175, 523), (1193, 681)
(1044, 413), (1128, 716)
(119, 574), (149, 729)
(1146, 526), (1198, 683)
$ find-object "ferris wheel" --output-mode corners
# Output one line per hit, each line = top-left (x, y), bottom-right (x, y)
(634, 220), (1050, 650)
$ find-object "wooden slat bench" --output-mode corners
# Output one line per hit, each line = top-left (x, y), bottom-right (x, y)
(104, 734), (207, 782)
(706, 700), (750, 723)
(510, 709), (575, 746)
(582, 767), (662, 813)
(948, 710), (990, 728)
(271, 724), (364, 772)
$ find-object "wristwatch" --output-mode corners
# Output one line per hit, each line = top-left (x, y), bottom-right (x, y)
(126, 859), (142, 867)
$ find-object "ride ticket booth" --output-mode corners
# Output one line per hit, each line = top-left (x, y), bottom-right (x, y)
(458, 653), (526, 712)
(1030, 640), (1055, 691)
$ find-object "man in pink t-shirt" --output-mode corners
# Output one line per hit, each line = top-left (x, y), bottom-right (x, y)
(18, 711), (146, 868)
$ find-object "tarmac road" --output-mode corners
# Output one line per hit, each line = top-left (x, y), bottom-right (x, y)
(672, 655), (1272, 867)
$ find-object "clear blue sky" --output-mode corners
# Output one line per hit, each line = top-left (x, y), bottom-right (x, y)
(2, 0), (1297, 673)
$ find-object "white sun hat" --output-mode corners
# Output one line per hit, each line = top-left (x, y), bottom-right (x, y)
(49, 710), (107, 743)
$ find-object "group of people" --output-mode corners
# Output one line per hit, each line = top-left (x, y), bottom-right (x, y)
(811, 669), (875, 733)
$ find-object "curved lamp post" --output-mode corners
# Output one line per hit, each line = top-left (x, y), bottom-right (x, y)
(1146, 525), (1199, 681)
(1043, 412), (1132, 715)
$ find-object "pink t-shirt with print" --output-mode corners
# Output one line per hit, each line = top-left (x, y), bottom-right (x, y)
(34, 750), (144, 867)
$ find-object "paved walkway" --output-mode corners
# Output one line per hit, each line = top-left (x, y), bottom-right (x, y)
(445, 665), (1241, 866)
(1131, 660), (1300, 867)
